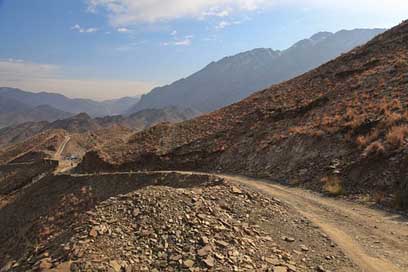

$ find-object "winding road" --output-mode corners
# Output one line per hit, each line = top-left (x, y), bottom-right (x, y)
(218, 173), (408, 272)
(60, 170), (408, 271)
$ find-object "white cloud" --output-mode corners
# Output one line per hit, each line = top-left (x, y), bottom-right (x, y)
(87, 0), (408, 26)
(0, 59), (155, 100)
(87, 0), (271, 25)
(170, 30), (177, 36)
(117, 27), (129, 32)
(162, 35), (193, 46)
(71, 24), (99, 33)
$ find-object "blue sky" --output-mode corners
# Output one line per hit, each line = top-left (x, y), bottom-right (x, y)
(0, 0), (407, 100)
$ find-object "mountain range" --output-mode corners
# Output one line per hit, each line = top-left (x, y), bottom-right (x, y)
(0, 87), (140, 127)
(128, 28), (385, 114)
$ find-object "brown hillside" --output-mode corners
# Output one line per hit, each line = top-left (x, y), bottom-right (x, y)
(78, 21), (408, 208)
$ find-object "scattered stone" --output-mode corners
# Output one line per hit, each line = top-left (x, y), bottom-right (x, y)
(300, 245), (309, 251)
(203, 256), (215, 268)
(197, 245), (212, 257)
(109, 260), (122, 272)
(283, 236), (296, 242)
(274, 266), (288, 272)
(183, 259), (194, 268)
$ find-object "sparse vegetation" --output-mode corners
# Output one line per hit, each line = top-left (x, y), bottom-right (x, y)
(321, 176), (344, 196)
(385, 125), (408, 147)
(363, 141), (385, 156)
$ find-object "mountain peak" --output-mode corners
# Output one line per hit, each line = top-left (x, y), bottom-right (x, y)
(129, 28), (385, 114)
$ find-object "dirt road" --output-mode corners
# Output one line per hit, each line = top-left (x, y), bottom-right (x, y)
(214, 173), (408, 272)
(53, 136), (74, 173)
(61, 170), (408, 271)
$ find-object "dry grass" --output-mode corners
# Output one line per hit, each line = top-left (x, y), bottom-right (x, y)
(363, 141), (385, 156)
(321, 176), (344, 196)
(372, 191), (386, 205)
(355, 129), (381, 148)
(385, 125), (408, 147)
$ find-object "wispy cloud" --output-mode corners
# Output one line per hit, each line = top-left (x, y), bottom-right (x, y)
(0, 59), (155, 100)
(87, 0), (408, 27)
(71, 24), (99, 33)
(87, 0), (271, 25)
(117, 27), (129, 32)
(162, 35), (193, 46)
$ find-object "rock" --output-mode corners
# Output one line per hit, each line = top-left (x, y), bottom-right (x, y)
(283, 236), (295, 242)
(39, 258), (52, 270)
(316, 265), (327, 272)
(200, 236), (209, 245)
(89, 227), (98, 238)
(203, 256), (215, 268)
(274, 266), (288, 272)
(53, 261), (72, 272)
(215, 240), (229, 248)
(132, 208), (141, 217)
(231, 186), (243, 194)
(265, 257), (280, 265)
(109, 260), (122, 272)
(197, 245), (212, 257)
(183, 259), (195, 268)
(300, 245), (309, 251)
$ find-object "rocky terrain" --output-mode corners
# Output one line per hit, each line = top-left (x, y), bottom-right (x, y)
(0, 106), (198, 157)
(0, 172), (355, 272)
(78, 21), (408, 210)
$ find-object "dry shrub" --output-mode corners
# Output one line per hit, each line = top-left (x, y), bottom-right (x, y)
(344, 108), (366, 129)
(356, 135), (368, 147)
(321, 176), (344, 196)
(288, 126), (308, 135)
(363, 141), (385, 157)
(372, 191), (386, 204)
(385, 125), (408, 147)
(356, 129), (381, 148)
(384, 109), (402, 126)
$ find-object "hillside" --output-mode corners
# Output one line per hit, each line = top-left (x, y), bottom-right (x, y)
(0, 93), (73, 128)
(80, 21), (408, 209)
(128, 28), (384, 114)
(0, 107), (199, 164)
(0, 87), (140, 118)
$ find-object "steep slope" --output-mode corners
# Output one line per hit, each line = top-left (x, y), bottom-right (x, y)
(80, 21), (408, 209)
(0, 87), (137, 117)
(128, 28), (384, 114)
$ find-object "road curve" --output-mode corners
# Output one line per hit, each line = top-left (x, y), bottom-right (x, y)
(62, 170), (408, 271)
(216, 173), (408, 272)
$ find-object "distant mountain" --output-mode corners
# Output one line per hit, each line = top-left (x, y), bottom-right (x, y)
(0, 97), (73, 129)
(0, 87), (140, 117)
(128, 28), (385, 114)
(102, 96), (141, 116)
(0, 107), (198, 147)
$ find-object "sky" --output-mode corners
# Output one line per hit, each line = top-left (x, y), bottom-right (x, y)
(0, 0), (407, 101)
